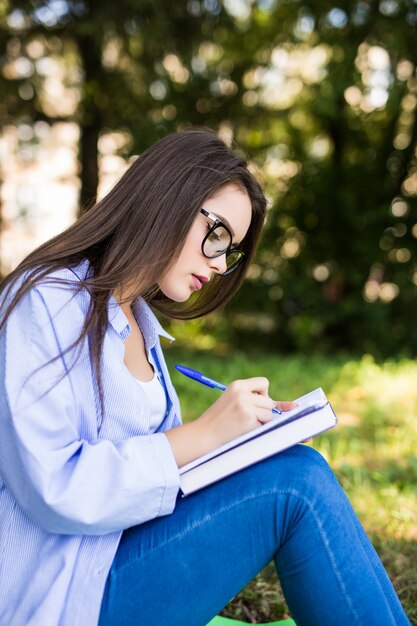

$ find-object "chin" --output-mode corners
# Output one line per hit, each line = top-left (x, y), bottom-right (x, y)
(159, 288), (192, 303)
(171, 294), (192, 303)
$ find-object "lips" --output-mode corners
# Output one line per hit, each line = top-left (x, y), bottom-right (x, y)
(192, 275), (209, 290)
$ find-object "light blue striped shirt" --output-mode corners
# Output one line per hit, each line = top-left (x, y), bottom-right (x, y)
(0, 260), (182, 625)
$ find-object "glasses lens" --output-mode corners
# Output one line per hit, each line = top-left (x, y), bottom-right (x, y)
(223, 250), (244, 274)
(203, 224), (231, 258)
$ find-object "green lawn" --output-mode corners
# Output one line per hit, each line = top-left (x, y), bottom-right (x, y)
(164, 347), (417, 625)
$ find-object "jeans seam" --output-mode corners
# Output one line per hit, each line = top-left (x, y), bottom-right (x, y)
(274, 488), (362, 626)
(115, 490), (276, 574)
(115, 484), (357, 626)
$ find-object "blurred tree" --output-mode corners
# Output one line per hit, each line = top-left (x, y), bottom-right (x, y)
(215, 0), (417, 358)
(0, 0), (236, 209)
(1, 0), (417, 356)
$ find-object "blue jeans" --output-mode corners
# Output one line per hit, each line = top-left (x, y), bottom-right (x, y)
(98, 446), (410, 626)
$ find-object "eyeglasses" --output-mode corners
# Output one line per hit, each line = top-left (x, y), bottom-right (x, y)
(200, 208), (245, 275)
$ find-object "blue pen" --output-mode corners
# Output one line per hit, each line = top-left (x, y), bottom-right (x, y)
(175, 364), (282, 414)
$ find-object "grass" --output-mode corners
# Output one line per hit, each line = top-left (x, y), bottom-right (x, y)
(164, 346), (417, 624)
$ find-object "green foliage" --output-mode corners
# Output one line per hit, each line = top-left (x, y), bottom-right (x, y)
(1, 0), (417, 354)
(165, 345), (417, 623)
(220, 1), (417, 358)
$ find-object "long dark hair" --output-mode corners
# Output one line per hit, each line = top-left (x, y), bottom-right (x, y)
(0, 129), (267, 414)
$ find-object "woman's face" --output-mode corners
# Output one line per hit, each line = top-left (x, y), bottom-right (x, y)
(158, 184), (252, 302)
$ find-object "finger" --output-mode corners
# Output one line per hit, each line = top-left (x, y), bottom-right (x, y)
(255, 408), (275, 424)
(253, 394), (276, 412)
(275, 401), (298, 412)
(236, 377), (270, 396)
(253, 396), (278, 424)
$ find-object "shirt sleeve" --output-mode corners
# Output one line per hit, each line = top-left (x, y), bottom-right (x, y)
(0, 282), (180, 535)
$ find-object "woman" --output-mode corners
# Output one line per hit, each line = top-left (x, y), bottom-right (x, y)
(0, 129), (410, 626)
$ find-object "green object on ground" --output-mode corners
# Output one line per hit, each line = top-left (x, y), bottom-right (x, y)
(206, 617), (296, 626)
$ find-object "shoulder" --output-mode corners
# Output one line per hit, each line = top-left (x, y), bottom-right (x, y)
(3, 260), (92, 327)
(33, 260), (92, 308)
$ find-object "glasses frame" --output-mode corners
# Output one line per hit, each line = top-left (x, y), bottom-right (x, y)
(200, 208), (245, 275)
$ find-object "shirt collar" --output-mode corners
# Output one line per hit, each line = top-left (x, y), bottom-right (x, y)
(107, 295), (131, 341)
(107, 294), (175, 349)
(132, 297), (175, 349)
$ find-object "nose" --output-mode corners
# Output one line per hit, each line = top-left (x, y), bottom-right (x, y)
(208, 253), (228, 275)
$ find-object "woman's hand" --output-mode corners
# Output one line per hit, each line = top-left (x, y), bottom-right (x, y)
(274, 400), (298, 413)
(198, 377), (276, 446)
(165, 379), (300, 467)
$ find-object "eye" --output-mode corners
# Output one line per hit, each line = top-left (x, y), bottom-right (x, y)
(207, 229), (221, 243)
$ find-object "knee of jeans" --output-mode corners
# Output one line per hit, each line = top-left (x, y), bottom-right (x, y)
(275, 445), (338, 494)
(291, 443), (329, 468)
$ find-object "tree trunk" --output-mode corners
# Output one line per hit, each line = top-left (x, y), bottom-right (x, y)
(0, 119), (5, 276)
(76, 31), (104, 216)
(78, 120), (100, 213)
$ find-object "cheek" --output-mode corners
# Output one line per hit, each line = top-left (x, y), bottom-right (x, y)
(178, 227), (204, 264)
(161, 235), (200, 283)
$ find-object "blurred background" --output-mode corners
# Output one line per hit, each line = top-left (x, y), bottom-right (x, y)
(2, 0), (417, 357)
(1, 0), (417, 622)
